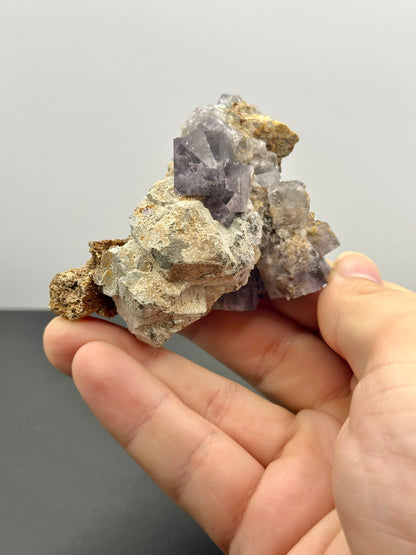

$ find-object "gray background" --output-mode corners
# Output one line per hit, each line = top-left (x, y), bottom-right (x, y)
(1, 0), (416, 308)
(1, 1), (416, 554)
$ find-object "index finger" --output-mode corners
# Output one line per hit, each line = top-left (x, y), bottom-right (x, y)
(182, 304), (351, 418)
(71, 340), (264, 553)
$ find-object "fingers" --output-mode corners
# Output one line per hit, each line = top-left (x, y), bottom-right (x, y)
(43, 316), (159, 377)
(267, 291), (320, 331)
(44, 316), (295, 466)
(231, 409), (340, 554)
(287, 509), (344, 554)
(45, 311), (351, 419)
(182, 306), (351, 417)
(318, 252), (416, 379)
(71, 340), (264, 552)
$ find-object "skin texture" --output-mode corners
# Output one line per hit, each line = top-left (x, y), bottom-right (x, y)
(43, 252), (416, 554)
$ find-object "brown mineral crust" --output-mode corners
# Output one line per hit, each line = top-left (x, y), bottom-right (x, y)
(49, 238), (127, 320)
(228, 101), (299, 167)
(303, 212), (339, 255)
(88, 239), (128, 263)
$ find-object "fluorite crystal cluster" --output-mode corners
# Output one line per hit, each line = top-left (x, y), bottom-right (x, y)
(174, 110), (253, 226)
(49, 95), (339, 346)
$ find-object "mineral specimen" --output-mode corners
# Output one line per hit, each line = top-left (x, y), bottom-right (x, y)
(49, 95), (339, 347)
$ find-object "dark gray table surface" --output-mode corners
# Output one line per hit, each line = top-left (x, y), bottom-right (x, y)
(0, 311), (237, 555)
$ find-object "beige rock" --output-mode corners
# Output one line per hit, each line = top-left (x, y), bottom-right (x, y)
(94, 177), (262, 346)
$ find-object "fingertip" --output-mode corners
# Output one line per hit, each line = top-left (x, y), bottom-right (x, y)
(317, 252), (384, 375)
(43, 315), (138, 378)
(70, 341), (126, 440)
(71, 339), (111, 392)
(43, 316), (76, 375)
(331, 251), (382, 285)
(318, 251), (416, 379)
(71, 340), (159, 447)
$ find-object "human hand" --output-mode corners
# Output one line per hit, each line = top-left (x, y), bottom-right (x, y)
(43, 252), (416, 554)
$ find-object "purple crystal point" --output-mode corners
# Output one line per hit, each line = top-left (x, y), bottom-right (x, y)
(307, 220), (340, 256)
(174, 117), (253, 226)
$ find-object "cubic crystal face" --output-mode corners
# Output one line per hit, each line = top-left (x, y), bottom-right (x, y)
(174, 123), (253, 226)
(49, 95), (339, 347)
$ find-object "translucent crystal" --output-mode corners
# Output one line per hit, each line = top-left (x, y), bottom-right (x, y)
(174, 122), (253, 226)
(217, 93), (244, 107)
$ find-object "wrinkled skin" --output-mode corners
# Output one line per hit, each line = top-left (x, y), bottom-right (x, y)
(44, 253), (416, 554)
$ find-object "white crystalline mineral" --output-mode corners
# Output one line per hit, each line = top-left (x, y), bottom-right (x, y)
(49, 95), (339, 347)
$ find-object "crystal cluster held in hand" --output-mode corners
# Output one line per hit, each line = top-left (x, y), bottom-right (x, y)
(49, 95), (339, 347)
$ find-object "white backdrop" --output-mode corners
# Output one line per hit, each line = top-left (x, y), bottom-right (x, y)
(1, 0), (415, 308)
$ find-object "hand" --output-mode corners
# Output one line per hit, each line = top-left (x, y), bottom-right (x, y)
(43, 252), (416, 554)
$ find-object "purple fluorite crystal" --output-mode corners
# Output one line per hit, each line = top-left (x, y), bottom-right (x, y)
(174, 123), (253, 226)
(213, 269), (266, 311)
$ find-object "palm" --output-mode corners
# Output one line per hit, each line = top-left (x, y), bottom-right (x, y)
(240, 408), (345, 554)
(44, 295), (354, 554)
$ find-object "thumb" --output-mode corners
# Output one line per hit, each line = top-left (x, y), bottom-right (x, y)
(318, 252), (416, 379)
(320, 254), (416, 553)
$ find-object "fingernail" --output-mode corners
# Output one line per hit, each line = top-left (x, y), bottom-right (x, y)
(333, 252), (382, 284)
